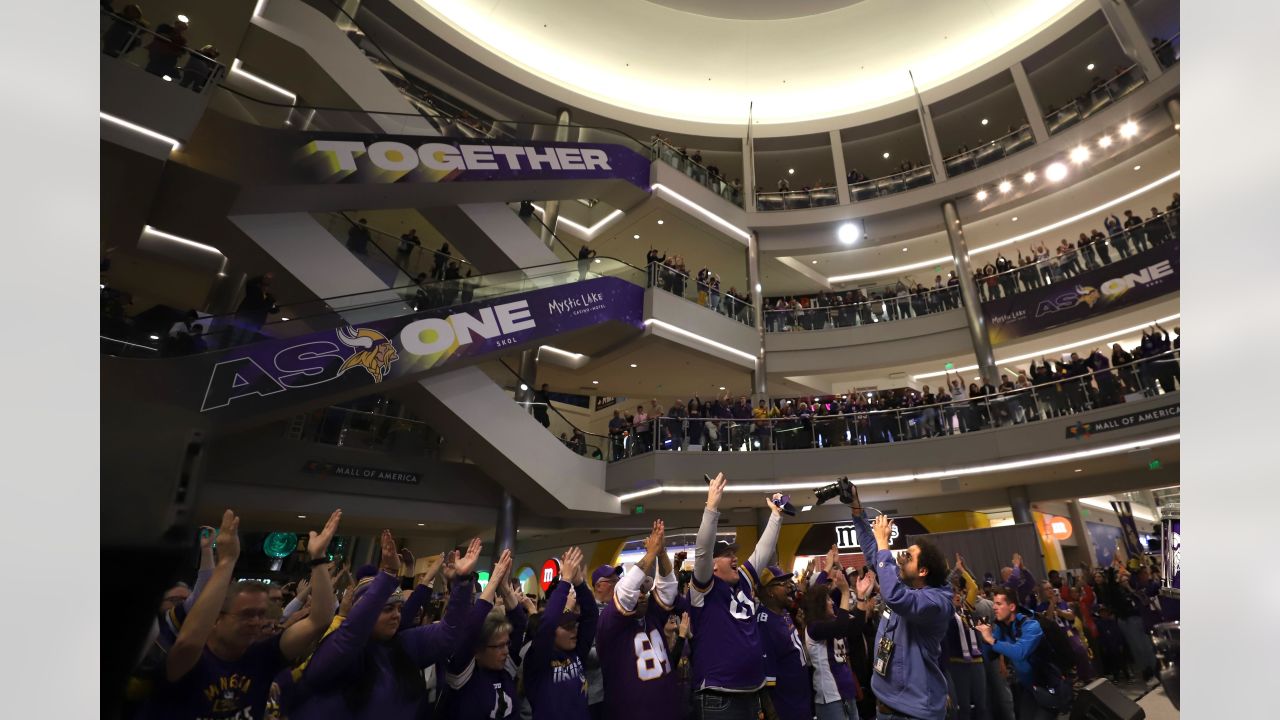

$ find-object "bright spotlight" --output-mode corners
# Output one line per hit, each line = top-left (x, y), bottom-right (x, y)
(837, 222), (859, 245)
(1045, 162), (1068, 182)
(1022, 171), (1036, 183)
(882, 152), (890, 159)
(1069, 146), (1090, 164)
(657, 219), (664, 225)
(1086, 63), (1095, 71)
(998, 180), (1012, 194)
(633, 234), (640, 239)
(1098, 135), (1113, 149)
(980, 118), (989, 126)
(177, 14), (189, 23)
(519, 383), (528, 391)
(975, 190), (988, 201)
(1119, 121), (1139, 138)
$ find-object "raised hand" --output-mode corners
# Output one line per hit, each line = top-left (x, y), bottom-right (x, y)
(296, 578), (311, 600)
(766, 492), (784, 516)
(490, 548), (514, 588)
(421, 553), (446, 584)
(644, 520), (665, 557)
(825, 544), (840, 573)
(214, 509), (241, 567)
(562, 546), (584, 585)
(976, 623), (995, 645)
(453, 537), (483, 577)
(678, 612), (691, 638)
(306, 509), (342, 560)
(442, 549), (460, 582)
(830, 563), (849, 590)
(955, 553), (966, 572)
(706, 472), (727, 511)
(199, 526), (215, 552)
(855, 569), (875, 598)
(872, 514), (894, 549)
(377, 530), (399, 575)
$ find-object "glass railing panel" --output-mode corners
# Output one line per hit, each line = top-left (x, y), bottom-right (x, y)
(648, 263), (755, 327)
(101, 8), (226, 93)
(293, 404), (446, 455)
(846, 166), (933, 204)
(764, 284), (960, 333)
(650, 138), (744, 208)
(609, 350), (1179, 459)
(316, 212), (474, 286)
(1045, 64), (1146, 135)
(943, 126), (1037, 178)
(1153, 34), (1179, 70)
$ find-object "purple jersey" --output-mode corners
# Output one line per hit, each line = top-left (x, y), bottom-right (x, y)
(524, 581), (597, 720)
(689, 561), (765, 692)
(597, 587), (680, 720)
(806, 611), (857, 704)
(439, 600), (528, 720)
(141, 634), (286, 720)
(757, 607), (810, 720)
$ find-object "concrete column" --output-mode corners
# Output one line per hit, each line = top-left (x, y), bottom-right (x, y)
(494, 490), (518, 555)
(1008, 485), (1033, 525)
(539, 109), (572, 249)
(829, 130), (851, 204)
(742, 137), (757, 212)
(1164, 97), (1180, 130)
(514, 348), (539, 412)
(1094, 0), (1163, 81)
(940, 201), (999, 387)
(916, 100), (948, 181)
(1010, 62), (1051, 144)
(747, 231), (767, 398)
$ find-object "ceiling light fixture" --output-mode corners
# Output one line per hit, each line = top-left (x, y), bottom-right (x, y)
(592, 380), (599, 384)
(177, 14), (189, 23)
(902, 247), (909, 253)
(531, 205), (625, 239)
(633, 234), (640, 239)
(1098, 135), (1113, 148)
(418, 522), (425, 526)
(280, 317), (290, 321)
(297, 514), (307, 519)
(141, 225), (223, 255)
(629, 363), (637, 368)
(1133, 165), (1142, 171)
(519, 383), (528, 391)
(1119, 121), (1139, 138)
(643, 318), (758, 363)
(1044, 162), (1068, 182)
(980, 118), (989, 126)
(719, 386), (726, 391)
(1086, 63), (1095, 71)
(1069, 146), (1090, 164)
(657, 219), (664, 225)
(825, 171), (1180, 283)
(229, 59), (297, 102)
(100, 112), (180, 152)
(149, 335), (160, 341)
(882, 152), (891, 159)
(1074, 468), (1083, 473)
(837, 222), (859, 245)
(1012, 216), (1018, 222)
(811, 260), (818, 264)
(998, 180), (1012, 194)
(616, 434), (1179, 499)
(1023, 171), (1036, 183)
(788, 168), (795, 175)
(975, 190), (988, 201)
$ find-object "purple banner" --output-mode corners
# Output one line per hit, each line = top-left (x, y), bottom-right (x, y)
(298, 134), (652, 190)
(984, 240), (1179, 346)
(1110, 501), (1145, 560)
(199, 276), (644, 414)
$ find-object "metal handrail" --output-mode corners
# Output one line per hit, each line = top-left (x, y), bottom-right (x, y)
(849, 164), (935, 192)
(497, 358), (613, 460)
(764, 283), (959, 319)
(327, 211), (475, 272)
(648, 262), (755, 325)
(942, 125), (1035, 165)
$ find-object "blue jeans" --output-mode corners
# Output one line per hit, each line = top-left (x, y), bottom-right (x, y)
(695, 691), (761, 720)
(816, 698), (860, 720)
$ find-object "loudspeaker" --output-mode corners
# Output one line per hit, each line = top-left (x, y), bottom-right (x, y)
(1069, 679), (1145, 720)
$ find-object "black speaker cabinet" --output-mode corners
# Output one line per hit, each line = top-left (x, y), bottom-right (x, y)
(1070, 679), (1145, 720)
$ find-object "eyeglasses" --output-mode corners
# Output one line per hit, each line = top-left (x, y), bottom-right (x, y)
(896, 549), (914, 566)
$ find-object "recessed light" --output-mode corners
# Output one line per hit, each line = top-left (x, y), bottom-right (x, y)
(1012, 216), (1018, 222)
(882, 152), (890, 159)
(149, 334), (160, 340)
(657, 219), (664, 225)
(998, 180), (1012, 194)
(162, 75), (173, 82)
(630, 363), (638, 368)
(901, 247), (909, 253)
(1023, 171), (1036, 183)
(980, 118), (989, 126)
(1045, 162), (1068, 182)
(1069, 146), (1090, 164)
(297, 514), (307, 519)
(417, 522), (425, 526)
(719, 386), (726, 391)
(633, 234), (640, 239)
(811, 260), (819, 264)
(1173, 123), (1180, 131)
(592, 380), (599, 384)
(177, 14), (189, 23)
(837, 222), (859, 245)
(975, 190), (988, 201)
(788, 168), (795, 175)
(280, 317), (290, 321)
(1133, 165), (1142, 171)
(1119, 121), (1139, 138)
(1098, 135), (1113, 149)
(1086, 63), (1095, 71)
(1074, 468), (1083, 473)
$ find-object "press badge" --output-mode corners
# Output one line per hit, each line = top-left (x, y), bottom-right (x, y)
(874, 636), (895, 677)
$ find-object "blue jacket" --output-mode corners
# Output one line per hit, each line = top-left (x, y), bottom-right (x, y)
(853, 514), (952, 720)
(989, 611), (1043, 687)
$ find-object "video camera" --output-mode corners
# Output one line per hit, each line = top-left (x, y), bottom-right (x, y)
(814, 475), (855, 506)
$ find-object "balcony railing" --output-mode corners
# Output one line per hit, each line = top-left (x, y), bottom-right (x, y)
(1046, 64), (1147, 135)
(765, 283), (960, 332)
(607, 350), (1179, 458)
(101, 7), (225, 93)
(943, 125), (1036, 178)
(848, 165), (935, 203)
(648, 262), (755, 327)
(755, 185), (841, 212)
(651, 138), (745, 208)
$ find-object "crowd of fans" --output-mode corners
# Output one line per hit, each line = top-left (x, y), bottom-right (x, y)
(101, 2), (223, 92)
(765, 276), (961, 332)
(651, 136), (745, 206)
(601, 329), (1177, 458)
(123, 478), (1170, 720)
(646, 249), (754, 325)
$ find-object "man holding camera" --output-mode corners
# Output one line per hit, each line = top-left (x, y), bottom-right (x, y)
(977, 588), (1067, 720)
(688, 472), (784, 720)
(847, 482), (952, 720)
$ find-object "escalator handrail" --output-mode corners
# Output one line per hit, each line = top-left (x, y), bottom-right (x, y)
(331, 211), (475, 271)
(496, 357), (612, 446)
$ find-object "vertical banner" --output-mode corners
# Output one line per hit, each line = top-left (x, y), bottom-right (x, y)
(1161, 518), (1181, 589)
(1110, 501), (1145, 559)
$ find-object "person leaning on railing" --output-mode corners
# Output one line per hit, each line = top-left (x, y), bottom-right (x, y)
(103, 4), (148, 57)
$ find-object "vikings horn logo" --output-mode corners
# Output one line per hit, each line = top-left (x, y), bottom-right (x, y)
(1075, 285), (1101, 308)
(336, 326), (398, 382)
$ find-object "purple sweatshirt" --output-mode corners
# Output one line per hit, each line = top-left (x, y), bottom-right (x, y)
(1008, 566), (1037, 610)
(290, 571), (472, 719)
(439, 600), (529, 720)
(524, 581), (599, 720)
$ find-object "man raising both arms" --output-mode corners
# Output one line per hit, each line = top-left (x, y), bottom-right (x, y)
(597, 519), (680, 720)
(689, 472), (785, 720)
(848, 484), (953, 720)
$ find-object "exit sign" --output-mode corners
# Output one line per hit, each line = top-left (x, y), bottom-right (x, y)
(633, 505), (645, 515)
(1148, 459), (1162, 470)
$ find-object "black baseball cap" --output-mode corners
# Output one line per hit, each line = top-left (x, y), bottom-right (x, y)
(713, 540), (738, 558)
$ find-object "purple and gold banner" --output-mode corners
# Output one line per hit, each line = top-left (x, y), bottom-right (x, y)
(985, 241), (1179, 346)
(199, 276), (644, 414)
(297, 133), (653, 190)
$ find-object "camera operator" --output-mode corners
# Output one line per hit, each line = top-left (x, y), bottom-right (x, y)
(847, 483), (952, 720)
(977, 587), (1071, 720)
(688, 472), (785, 720)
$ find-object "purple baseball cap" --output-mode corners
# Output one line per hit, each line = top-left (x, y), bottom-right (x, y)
(591, 564), (622, 586)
